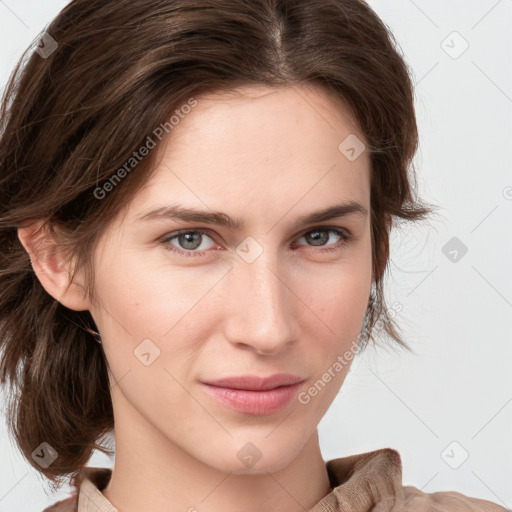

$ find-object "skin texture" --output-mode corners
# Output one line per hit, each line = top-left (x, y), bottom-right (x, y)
(18, 84), (373, 512)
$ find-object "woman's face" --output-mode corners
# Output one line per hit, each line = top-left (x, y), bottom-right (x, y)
(89, 85), (372, 474)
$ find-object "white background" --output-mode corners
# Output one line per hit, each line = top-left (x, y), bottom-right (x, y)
(0, 0), (511, 510)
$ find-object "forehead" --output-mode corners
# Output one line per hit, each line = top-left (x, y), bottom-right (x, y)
(169, 83), (362, 146)
(124, 84), (370, 225)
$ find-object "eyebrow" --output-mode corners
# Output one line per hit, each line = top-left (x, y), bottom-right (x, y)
(137, 200), (368, 230)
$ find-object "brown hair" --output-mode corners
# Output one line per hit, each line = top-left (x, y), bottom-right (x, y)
(0, 0), (436, 488)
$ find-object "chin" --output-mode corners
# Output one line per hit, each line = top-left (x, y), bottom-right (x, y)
(203, 438), (305, 475)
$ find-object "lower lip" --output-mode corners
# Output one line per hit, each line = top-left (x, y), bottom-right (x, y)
(202, 382), (302, 415)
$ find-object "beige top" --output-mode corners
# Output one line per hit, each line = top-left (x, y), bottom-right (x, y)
(43, 447), (508, 511)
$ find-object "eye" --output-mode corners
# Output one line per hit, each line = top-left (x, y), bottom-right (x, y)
(160, 229), (218, 257)
(159, 226), (354, 257)
(293, 227), (354, 253)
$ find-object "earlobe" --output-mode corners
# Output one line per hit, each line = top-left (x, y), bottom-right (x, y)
(17, 220), (90, 311)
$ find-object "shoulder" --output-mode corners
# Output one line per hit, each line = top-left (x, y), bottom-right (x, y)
(324, 448), (508, 512)
(403, 485), (509, 511)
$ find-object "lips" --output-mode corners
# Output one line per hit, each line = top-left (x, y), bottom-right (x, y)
(202, 373), (305, 391)
(201, 374), (306, 415)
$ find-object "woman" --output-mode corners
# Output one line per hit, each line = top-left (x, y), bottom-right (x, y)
(0, 0), (506, 511)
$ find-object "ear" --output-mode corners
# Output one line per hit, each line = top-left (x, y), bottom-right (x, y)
(17, 220), (90, 311)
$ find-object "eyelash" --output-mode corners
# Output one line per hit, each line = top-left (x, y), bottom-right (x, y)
(159, 227), (354, 258)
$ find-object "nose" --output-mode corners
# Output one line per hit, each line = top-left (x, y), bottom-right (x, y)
(223, 253), (298, 356)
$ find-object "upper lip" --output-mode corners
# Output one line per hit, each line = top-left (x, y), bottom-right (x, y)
(203, 374), (305, 391)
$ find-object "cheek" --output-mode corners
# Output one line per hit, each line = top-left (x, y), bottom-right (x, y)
(90, 253), (229, 372)
(302, 255), (372, 332)
(92, 259), (203, 408)
(296, 250), (372, 388)
(299, 265), (371, 408)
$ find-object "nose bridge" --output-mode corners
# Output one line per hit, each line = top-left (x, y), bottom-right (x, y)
(225, 246), (296, 354)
